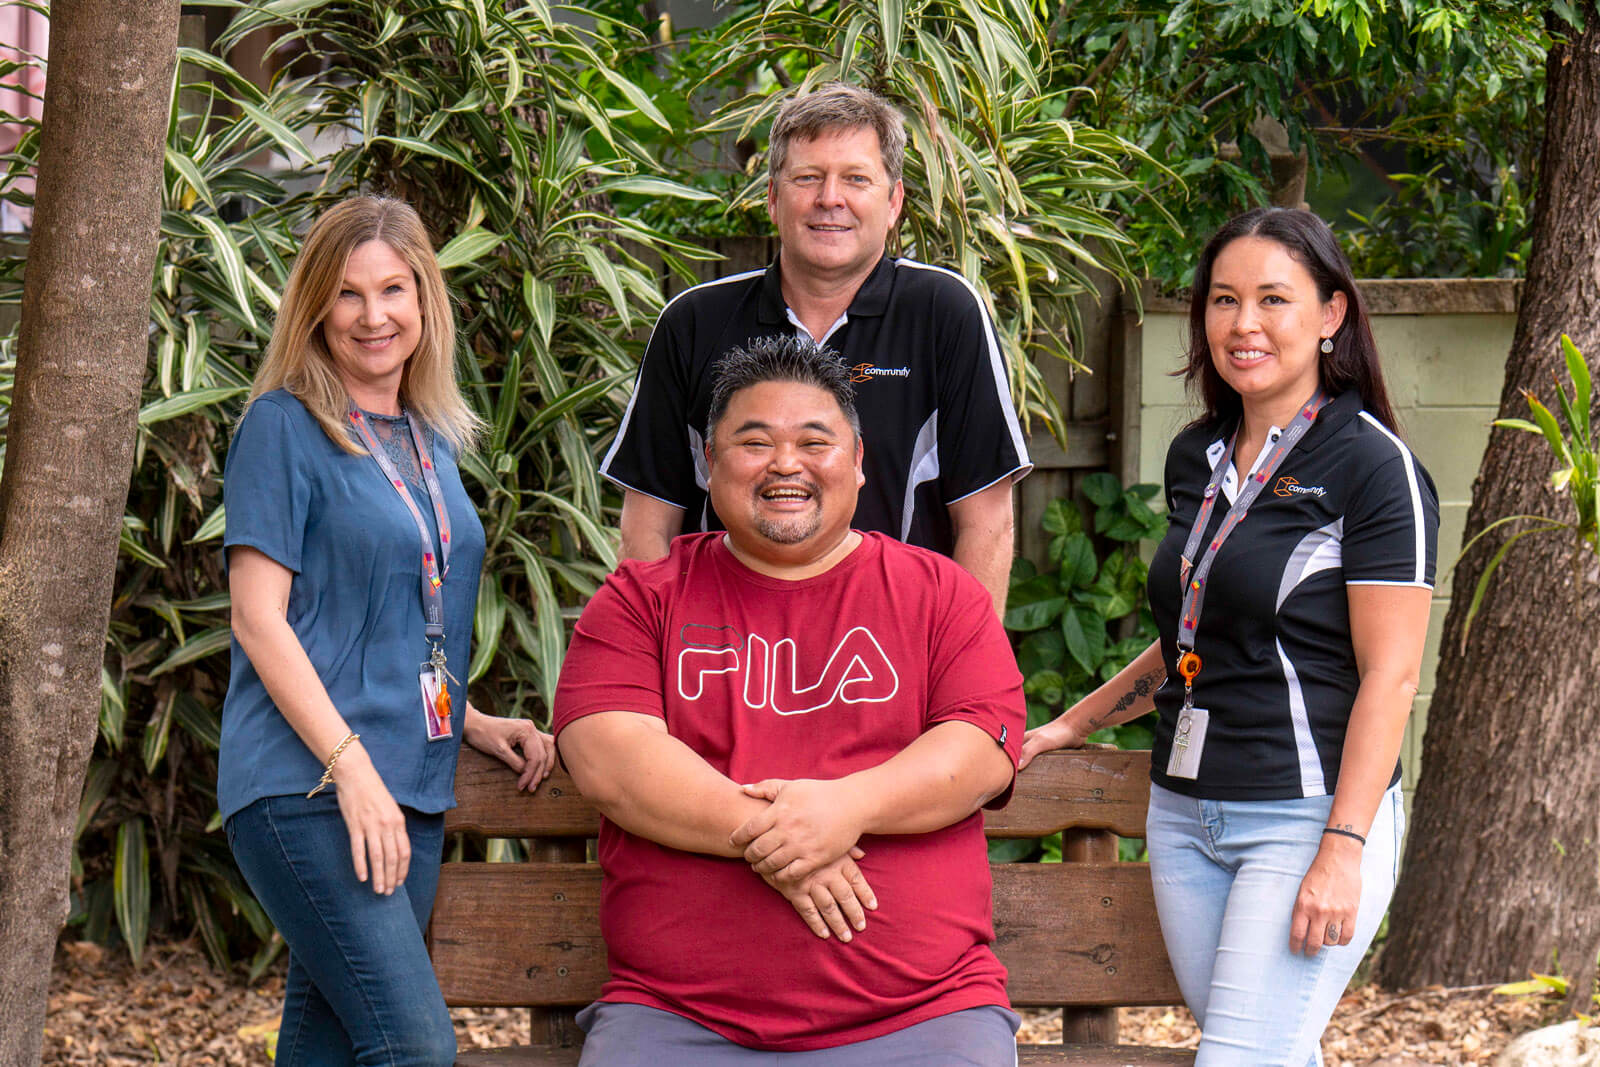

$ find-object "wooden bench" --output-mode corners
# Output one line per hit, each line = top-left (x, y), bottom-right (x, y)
(430, 745), (1194, 1065)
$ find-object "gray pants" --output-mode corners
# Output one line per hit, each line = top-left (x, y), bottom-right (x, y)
(575, 1002), (1020, 1066)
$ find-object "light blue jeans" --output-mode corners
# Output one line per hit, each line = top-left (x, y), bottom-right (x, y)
(1146, 782), (1404, 1067)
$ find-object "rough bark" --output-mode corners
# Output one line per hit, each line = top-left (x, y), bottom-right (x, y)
(1378, 3), (1600, 1011)
(0, 2), (179, 1063)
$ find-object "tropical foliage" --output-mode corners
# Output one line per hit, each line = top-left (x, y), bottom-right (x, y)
(996, 474), (1167, 864)
(705, 0), (1165, 437)
(1, 0), (706, 968)
(1457, 334), (1598, 645)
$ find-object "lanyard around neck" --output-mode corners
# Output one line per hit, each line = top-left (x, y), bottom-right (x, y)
(347, 404), (452, 643)
(1176, 391), (1331, 667)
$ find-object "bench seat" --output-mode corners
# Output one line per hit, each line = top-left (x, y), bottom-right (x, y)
(435, 745), (1193, 1065)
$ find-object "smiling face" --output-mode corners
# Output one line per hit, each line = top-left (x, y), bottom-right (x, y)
(1205, 235), (1347, 425)
(767, 125), (904, 287)
(321, 239), (423, 411)
(707, 380), (864, 566)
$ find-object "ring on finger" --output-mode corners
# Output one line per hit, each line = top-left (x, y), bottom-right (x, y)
(1325, 921), (1341, 943)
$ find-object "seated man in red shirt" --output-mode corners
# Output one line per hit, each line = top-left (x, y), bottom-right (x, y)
(553, 335), (1027, 1064)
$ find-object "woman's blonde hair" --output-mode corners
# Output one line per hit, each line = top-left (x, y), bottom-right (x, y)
(245, 196), (481, 454)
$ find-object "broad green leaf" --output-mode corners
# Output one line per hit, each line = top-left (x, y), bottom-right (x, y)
(143, 691), (177, 774)
(596, 66), (671, 130)
(1082, 472), (1122, 507)
(1058, 532), (1097, 589)
(1562, 335), (1592, 445)
(99, 668), (127, 751)
(374, 7), (404, 46)
(188, 503), (226, 544)
(589, 176), (721, 202)
(1004, 574), (1065, 631)
(148, 626), (232, 677)
(1041, 498), (1082, 537)
(578, 244), (632, 332)
(435, 227), (505, 271)
(522, 272), (556, 349)
(114, 819), (150, 967)
(1524, 395), (1572, 465)
(1017, 628), (1065, 677)
(139, 386), (247, 427)
(164, 146), (214, 211)
(189, 881), (231, 972)
(1492, 418), (1541, 434)
(192, 215), (257, 332)
(470, 574), (506, 683)
(1062, 604), (1108, 674)
(173, 693), (222, 750)
(119, 523), (167, 569)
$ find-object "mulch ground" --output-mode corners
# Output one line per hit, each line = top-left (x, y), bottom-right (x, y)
(43, 940), (1561, 1065)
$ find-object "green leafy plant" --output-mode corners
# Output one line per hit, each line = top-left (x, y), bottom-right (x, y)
(215, 0), (720, 715)
(1040, 0), (1549, 287)
(1457, 334), (1598, 645)
(3, 1), (711, 970)
(703, 0), (1166, 440)
(994, 473), (1167, 863)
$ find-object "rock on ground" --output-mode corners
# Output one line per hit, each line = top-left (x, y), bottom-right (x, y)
(1495, 1020), (1600, 1066)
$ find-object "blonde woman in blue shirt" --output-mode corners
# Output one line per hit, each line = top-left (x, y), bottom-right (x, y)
(221, 197), (554, 1066)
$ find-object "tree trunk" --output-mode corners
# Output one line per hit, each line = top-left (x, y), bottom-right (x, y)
(0, 2), (178, 1063)
(1378, 3), (1600, 1011)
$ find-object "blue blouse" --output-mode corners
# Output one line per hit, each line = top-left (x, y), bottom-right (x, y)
(217, 389), (487, 820)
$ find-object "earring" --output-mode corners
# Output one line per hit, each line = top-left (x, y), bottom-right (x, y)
(1319, 337), (1334, 354)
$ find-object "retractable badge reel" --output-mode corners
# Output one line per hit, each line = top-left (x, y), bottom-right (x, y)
(1167, 650), (1207, 779)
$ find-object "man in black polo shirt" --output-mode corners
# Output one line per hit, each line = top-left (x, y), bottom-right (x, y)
(600, 82), (1032, 614)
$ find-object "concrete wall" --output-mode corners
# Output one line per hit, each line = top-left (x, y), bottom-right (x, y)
(1129, 279), (1520, 804)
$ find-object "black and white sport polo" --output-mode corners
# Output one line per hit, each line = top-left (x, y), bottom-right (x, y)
(1147, 389), (1440, 800)
(600, 255), (1033, 556)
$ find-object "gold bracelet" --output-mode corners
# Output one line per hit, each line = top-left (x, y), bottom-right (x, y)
(307, 732), (359, 798)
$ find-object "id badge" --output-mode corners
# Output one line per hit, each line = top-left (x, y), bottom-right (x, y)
(420, 664), (453, 741)
(1165, 707), (1209, 779)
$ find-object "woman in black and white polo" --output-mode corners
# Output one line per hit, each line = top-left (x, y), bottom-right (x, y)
(1021, 207), (1437, 1065)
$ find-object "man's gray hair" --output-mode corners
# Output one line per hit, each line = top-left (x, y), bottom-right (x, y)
(768, 82), (907, 186)
(706, 335), (860, 445)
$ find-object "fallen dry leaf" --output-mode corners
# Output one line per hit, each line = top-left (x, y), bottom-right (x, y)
(42, 939), (1563, 1065)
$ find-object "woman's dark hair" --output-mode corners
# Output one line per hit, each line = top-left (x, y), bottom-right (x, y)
(1184, 207), (1400, 434)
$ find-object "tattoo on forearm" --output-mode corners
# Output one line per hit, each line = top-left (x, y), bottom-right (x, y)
(1088, 666), (1168, 728)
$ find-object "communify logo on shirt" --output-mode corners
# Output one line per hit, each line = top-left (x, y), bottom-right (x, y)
(849, 363), (912, 383)
(1274, 476), (1328, 498)
(677, 625), (900, 715)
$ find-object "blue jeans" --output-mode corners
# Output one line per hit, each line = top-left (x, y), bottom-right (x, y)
(1146, 783), (1404, 1067)
(227, 793), (455, 1066)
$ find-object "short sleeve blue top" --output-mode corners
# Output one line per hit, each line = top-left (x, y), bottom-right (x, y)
(218, 389), (487, 820)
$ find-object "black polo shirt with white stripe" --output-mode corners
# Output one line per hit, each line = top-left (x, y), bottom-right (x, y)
(600, 255), (1033, 556)
(1147, 389), (1439, 800)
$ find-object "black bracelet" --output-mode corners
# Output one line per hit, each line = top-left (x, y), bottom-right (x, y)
(1322, 826), (1366, 846)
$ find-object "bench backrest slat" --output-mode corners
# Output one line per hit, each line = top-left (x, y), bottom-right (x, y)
(445, 747), (1153, 841)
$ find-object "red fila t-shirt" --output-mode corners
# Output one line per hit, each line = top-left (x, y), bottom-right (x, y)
(553, 531), (1025, 1051)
